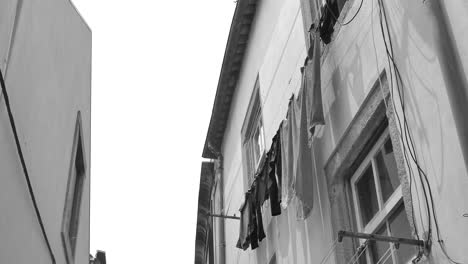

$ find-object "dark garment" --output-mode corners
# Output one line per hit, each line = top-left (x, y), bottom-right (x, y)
(236, 193), (251, 250)
(267, 134), (282, 216)
(253, 177), (266, 242)
(249, 191), (259, 249)
(319, 0), (339, 44)
(305, 30), (325, 143)
(257, 164), (269, 206)
(249, 181), (261, 250)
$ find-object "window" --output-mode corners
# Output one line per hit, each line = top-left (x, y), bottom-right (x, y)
(62, 112), (86, 264)
(241, 78), (265, 186)
(350, 129), (416, 264)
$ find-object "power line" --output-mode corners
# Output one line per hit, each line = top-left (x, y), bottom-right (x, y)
(376, 1), (465, 263)
(0, 69), (56, 264)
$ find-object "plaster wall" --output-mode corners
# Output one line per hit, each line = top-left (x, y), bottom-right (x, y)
(0, 1), (91, 263)
(219, 0), (468, 263)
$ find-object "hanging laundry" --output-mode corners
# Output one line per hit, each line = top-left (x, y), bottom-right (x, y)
(256, 162), (269, 206)
(252, 177), (266, 246)
(319, 0), (339, 44)
(267, 134), (282, 216)
(236, 193), (252, 250)
(305, 27), (325, 145)
(294, 74), (315, 219)
(249, 183), (259, 250)
(280, 97), (296, 209)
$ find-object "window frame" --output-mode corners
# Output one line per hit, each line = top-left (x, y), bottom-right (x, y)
(61, 111), (87, 264)
(323, 72), (418, 264)
(350, 129), (416, 264)
(241, 77), (266, 188)
(350, 129), (403, 235)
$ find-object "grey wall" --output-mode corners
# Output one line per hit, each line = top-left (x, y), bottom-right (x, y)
(0, 1), (91, 263)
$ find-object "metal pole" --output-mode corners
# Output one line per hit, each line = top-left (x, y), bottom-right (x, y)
(338, 230), (424, 247)
(206, 213), (240, 220)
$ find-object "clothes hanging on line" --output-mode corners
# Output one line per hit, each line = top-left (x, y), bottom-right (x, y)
(267, 129), (282, 216)
(305, 28), (325, 145)
(236, 193), (251, 250)
(280, 97), (296, 209)
(294, 79), (315, 219)
(319, 0), (339, 44)
(236, 23), (326, 248)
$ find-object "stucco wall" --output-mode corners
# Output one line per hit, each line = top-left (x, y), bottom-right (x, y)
(0, 1), (91, 263)
(220, 0), (336, 263)
(219, 0), (468, 263)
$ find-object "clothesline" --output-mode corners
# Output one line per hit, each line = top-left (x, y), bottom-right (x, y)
(236, 25), (326, 251)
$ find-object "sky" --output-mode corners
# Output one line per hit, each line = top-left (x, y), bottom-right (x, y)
(70, 1), (236, 262)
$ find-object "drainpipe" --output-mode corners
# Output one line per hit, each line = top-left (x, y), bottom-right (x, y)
(427, 0), (468, 172)
(208, 143), (226, 264)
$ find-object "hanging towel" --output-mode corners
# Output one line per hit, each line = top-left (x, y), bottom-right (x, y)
(294, 73), (315, 219)
(280, 97), (296, 209)
(305, 28), (325, 145)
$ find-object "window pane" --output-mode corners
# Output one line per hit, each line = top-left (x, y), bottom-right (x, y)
(356, 166), (379, 226)
(388, 204), (416, 264)
(253, 128), (260, 163)
(370, 226), (392, 264)
(375, 138), (400, 203)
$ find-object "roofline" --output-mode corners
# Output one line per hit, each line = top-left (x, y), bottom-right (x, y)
(67, 0), (92, 33)
(202, 0), (259, 158)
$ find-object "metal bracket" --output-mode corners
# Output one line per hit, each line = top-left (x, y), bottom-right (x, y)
(338, 230), (425, 247)
(206, 213), (240, 220)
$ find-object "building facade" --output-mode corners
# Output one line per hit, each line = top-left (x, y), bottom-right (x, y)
(196, 0), (468, 264)
(0, 1), (91, 263)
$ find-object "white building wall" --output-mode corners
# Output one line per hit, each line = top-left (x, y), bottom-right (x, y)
(219, 0), (468, 263)
(0, 1), (91, 263)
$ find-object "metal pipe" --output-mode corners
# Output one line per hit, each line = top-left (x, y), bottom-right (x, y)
(206, 213), (241, 220)
(338, 230), (425, 247)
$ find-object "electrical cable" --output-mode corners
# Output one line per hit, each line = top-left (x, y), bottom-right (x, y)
(0, 69), (56, 264)
(376, 1), (465, 263)
(342, 0), (364, 25)
(377, 0), (434, 239)
(371, 0), (422, 246)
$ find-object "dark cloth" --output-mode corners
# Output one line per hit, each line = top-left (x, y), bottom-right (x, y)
(305, 29), (325, 143)
(254, 177), (266, 242)
(257, 164), (269, 206)
(248, 179), (267, 250)
(249, 190), (259, 249)
(267, 132), (282, 216)
(319, 0), (339, 44)
(236, 193), (251, 250)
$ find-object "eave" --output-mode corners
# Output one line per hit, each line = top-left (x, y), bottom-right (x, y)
(202, 0), (259, 159)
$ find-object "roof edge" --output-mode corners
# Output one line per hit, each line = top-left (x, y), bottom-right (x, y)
(202, 0), (259, 158)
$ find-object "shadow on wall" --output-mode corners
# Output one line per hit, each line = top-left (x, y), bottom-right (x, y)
(386, 0), (447, 191)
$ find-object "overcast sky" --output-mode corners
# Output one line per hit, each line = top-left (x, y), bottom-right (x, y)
(70, 1), (235, 262)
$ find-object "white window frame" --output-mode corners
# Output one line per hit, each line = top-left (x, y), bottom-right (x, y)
(241, 77), (266, 187)
(350, 129), (412, 264)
